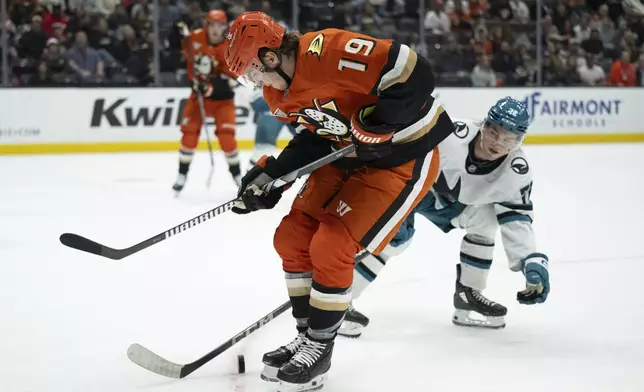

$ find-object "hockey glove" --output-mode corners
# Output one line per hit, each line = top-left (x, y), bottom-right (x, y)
(232, 155), (284, 214)
(350, 105), (393, 161)
(192, 79), (213, 97)
(517, 254), (550, 304)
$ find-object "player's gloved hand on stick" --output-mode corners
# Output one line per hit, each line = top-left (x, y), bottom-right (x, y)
(350, 105), (393, 161)
(232, 155), (284, 214)
(192, 80), (213, 97)
(517, 254), (550, 304)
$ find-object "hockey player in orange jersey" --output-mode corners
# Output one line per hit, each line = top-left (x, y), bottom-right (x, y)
(172, 10), (241, 193)
(225, 12), (454, 391)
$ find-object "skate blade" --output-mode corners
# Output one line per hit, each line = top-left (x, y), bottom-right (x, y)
(337, 321), (364, 338)
(260, 365), (279, 382)
(278, 373), (328, 392)
(452, 309), (506, 329)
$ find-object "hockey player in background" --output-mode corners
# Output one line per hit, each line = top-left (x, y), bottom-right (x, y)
(173, 10), (241, 193)
(340, 97), (550, 337)
(225, 11), (454, 392)
(248, 90), (297, 167)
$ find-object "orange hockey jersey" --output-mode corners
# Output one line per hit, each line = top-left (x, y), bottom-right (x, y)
(263, 29), (452, 169)
(184, 29), (236, 100)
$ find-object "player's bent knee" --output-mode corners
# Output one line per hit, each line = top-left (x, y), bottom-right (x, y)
(274, 209), (318, 271)
(310, 215), (361, 288)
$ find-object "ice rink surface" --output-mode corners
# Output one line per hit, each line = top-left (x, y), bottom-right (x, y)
(1, 143), (644, 392)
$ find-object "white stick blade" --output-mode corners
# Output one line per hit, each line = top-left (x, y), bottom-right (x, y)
(127, 343), (183, 379)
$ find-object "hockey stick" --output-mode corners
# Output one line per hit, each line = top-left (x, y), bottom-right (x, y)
(59, 144), (355, 260)
(127, 300), (292, 379)
(181, 24), (215, 187)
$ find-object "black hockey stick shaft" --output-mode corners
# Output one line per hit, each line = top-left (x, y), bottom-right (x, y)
(127, 300), (292, 378)
(59, 144), (355, 260)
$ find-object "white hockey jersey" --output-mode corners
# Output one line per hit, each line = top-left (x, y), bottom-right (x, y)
(429, 118), (540, 271)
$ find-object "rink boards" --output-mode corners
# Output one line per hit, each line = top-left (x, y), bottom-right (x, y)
(0, 87), (642, 154)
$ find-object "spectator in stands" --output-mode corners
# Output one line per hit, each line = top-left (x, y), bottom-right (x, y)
(357, 2), (383, 35)
(552, 0), (571, 34)
(620, 29), (639, 61)
(42, 4), (68, 37)
(66, 6), (91, 36)
(582, 28), (604, 55)
(108, 4), (131, 31)
(439, 33), (469, 73)
(19, 15), (48, 62)
(88, 16), (116, 55)
(608, 50), (636, 86)
(509, 0), (529, 24)
(488, 0), (513, 21)
(424, 1), (451, 36)
(468, 0), (489, 18)
(158, 0), (182, 40)
(578, 54), (606, 85)
(183, 0), (206, 30)
(125, 30), (154, 85)
(65, 31), (104, 82)
(448, 0), (473, 32)
(471, 54), (497, 86)
(471, 23), (493, 54)
(564, 54), (582, 85)
(28, 61), (55, 86)
(445, 0), (469, 14)
(636, 52), (644, 86)
(572, 13), (592, 45)
(10, 0), (37, 26)
(111, 24), (138, 66)
(131, 0), (153, 21)
(132, 5), (153, 39)
(51, 22), (69, 48)
(408, 32), (429, 59)
(491, 40), (518, 77)
(42, 37), (70, 82)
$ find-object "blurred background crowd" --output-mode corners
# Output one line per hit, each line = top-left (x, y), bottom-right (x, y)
(1, 0), (644, 87)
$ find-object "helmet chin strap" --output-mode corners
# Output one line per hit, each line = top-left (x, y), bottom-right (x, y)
(275, 65), (292, 86)
(261, 51), (292, 87)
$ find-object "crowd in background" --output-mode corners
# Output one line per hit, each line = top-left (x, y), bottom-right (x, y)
(2, 0), (644, 87)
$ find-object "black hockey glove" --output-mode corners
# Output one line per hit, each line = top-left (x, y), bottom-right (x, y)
(350, 105), (394, 161)
(191, 79), (213, 97)
(232, 156), (284, 214)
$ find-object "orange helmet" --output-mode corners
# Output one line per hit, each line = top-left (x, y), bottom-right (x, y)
(206, 10), (227, 25)
(225, 12), (286, 84)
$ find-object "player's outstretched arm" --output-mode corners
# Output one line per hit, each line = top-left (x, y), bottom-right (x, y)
(494, 180), (550, 304)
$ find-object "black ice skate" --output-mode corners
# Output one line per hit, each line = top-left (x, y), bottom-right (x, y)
(453, 265), (507, 329)
(261, 333), (306, 382)
(337, 303), (370, 338)
(277, 336), (333, 392)
(172, 173), (187, 193)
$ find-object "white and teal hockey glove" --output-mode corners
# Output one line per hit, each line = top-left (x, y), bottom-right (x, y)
(517, 253), (549, 304)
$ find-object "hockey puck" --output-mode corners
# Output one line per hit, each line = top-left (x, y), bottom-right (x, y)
(237, 354), (246, 374)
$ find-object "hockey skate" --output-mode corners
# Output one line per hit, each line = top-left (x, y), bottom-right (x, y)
(277, 336), (333, 392)
(337, 303), (369, 338)
(172, 173), (187, 193)
(452, 265), (507, 329)
(261, 333), (306, 382)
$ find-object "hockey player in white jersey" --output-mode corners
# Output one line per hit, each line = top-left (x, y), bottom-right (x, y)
(340, 97), (550, 336)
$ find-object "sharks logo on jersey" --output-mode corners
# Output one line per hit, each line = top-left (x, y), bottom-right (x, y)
(510, 157), (529, 175)
(453, 121), (469, 139)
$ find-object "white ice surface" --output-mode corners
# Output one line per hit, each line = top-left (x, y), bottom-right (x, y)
(1, 144), (644, 392)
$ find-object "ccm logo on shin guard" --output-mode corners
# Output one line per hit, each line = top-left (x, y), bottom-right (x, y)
(337, 200), (352, 216)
